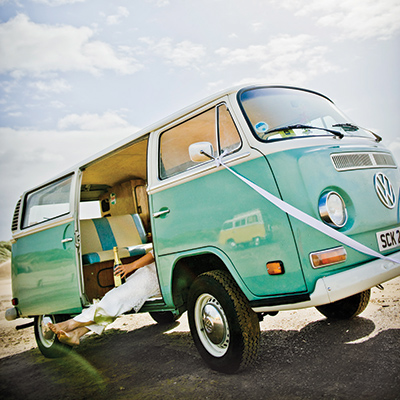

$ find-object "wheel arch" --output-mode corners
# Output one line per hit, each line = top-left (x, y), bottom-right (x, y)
(170, 248), (248, 311)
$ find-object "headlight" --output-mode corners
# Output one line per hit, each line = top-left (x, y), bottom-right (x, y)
(319, 191), (347, 228)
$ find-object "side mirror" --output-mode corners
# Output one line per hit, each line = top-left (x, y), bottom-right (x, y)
(189, 142), (214, 162)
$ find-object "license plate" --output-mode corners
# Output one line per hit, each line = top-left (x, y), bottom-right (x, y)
(376, 227), (400, 252)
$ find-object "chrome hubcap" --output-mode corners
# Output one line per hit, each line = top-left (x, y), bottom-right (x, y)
(195, 294), (230, 357)
(202, 303), (226, 344)
(39, 315), (55, 348)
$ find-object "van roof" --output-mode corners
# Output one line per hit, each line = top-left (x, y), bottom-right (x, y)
(22, 84), (329, 193)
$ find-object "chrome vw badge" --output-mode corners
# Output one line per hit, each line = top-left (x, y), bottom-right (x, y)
(374, 172), (396, 209)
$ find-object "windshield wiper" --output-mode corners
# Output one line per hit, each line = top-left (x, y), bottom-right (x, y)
(332, 123), (382, 142)
(265, 124), (344, 139)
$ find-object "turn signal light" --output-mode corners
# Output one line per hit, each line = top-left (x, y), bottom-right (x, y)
(267, 261), (285, 275)
(310, 247), (347, 268)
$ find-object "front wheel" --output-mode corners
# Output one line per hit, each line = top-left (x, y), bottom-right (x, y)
(34, 315), (72, 358)
(316, 289), (371, 320)
(188, 270), (260, 374)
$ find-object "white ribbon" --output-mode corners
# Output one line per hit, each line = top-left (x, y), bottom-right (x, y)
(216, 154), (399, 264)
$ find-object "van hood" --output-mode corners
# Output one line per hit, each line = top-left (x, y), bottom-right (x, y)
(265, 142), (400, 236)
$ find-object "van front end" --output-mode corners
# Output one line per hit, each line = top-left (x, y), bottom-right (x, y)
(252, 141), (400, 313)
(237, 86), (400, 315)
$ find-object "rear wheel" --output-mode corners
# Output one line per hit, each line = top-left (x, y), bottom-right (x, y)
(316, 289), (371, 320)
(188, 270), (260, 374)
(34, 314), (72, 358)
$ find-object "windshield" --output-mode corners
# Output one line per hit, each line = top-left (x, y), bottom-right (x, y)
(239, 87), (373, 142)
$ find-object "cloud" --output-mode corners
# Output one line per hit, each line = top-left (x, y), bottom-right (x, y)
(1, 111), (137, 185)
(58, 111), (131, 131)
(271, 0), (400, 40)
(139, 37), (206, 68)
(215, 34), (340, 84)
(106, 6), (130, 25)
(29, 79), (71, 93)
(0, 14), (143, 75)
(388, 139), (400, 165)
(0, 124), (135, 177)
(32, 0), (87, 5)
(0, 120), (138, 239)
(146, 0), (170, 7)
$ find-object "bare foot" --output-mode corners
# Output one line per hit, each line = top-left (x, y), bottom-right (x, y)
(48, 322), (60, 335)
(57, 330), (81, 346)
(48, 319), (82, 335)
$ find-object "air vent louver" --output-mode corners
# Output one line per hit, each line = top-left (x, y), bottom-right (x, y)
(11, 199), (21, 232)
(331, 152), (396, 171)
(373, 152), (395, 166)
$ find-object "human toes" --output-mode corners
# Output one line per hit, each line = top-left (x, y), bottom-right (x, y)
(47, 322), (59, 334)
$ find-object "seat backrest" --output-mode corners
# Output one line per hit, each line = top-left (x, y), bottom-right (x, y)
(80, 214), (147, 255)
(133, 183), (150, 232)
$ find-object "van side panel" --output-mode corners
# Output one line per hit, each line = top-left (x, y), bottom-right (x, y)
(150, 155), (307, 299)
(12, 221), (82, 316)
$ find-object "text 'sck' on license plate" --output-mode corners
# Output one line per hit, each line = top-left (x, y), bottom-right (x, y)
(376, 227), (400, 252)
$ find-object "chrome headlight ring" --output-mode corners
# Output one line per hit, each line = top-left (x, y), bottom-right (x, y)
(319, 191), (348, 228)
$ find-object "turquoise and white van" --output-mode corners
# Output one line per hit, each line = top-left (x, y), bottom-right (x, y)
(7, 85), (400, 373)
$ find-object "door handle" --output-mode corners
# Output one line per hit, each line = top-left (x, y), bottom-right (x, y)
(153, 209), (170, 218)
(61, 238), (73, 244)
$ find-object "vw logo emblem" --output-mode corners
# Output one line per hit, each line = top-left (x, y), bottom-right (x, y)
(374, 172), (396, 209)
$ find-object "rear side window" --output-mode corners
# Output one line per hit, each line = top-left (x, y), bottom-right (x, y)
(159, 103), (241, 179)
(22, 175), (73, 228)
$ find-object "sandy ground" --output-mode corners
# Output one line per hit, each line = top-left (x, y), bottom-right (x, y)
(0, 259), (399, 400)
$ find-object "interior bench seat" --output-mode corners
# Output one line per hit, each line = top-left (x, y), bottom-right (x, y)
(80, 214), (151, 265)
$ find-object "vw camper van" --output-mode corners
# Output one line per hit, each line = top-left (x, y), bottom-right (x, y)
(7, 85), (400, 373)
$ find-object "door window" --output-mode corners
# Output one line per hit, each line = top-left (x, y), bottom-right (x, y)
(218, 104), (241, 154)
(159, 103), (241, 179)
(22, 175), (73, 228)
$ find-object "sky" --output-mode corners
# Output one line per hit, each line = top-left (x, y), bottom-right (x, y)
(0, 0), (400, 241)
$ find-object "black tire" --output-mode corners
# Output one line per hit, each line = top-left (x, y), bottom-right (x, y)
(149, 311), (181, 324)
(316, 289), (371, 320)
(34, 315), (72, 358)
(188, 270), (260, 374)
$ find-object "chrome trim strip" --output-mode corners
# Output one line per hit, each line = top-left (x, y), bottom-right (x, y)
(318, 192), (348, 228)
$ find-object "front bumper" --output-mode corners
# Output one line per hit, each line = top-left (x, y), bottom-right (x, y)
(252, 250), (400, 313)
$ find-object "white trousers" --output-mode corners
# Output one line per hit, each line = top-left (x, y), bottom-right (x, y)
(74, 262), (160, 334)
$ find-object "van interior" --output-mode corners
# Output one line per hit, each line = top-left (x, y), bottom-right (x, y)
(78, 136), (152, 302)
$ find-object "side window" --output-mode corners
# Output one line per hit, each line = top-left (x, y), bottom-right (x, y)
(22, 175), (73, 228)
(218, 104), (241, 154)
(159, 103), (242, 180)
(160, 108), (217, 179)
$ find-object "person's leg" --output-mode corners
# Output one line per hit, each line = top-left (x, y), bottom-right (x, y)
(57, 326), (90, 346)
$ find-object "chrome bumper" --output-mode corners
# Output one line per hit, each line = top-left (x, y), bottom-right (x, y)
(252, 250), (400, 313)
